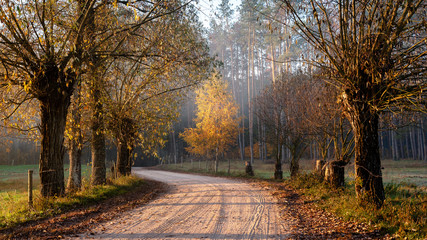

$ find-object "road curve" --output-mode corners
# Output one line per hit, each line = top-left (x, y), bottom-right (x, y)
(75, 169), (293, 239)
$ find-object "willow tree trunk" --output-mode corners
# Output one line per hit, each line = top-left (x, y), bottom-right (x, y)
(90, 73), (106, 185)
(116, 140), (132, 177)
(290, 156), (299, 178)
(346, 103), (385, 207)
(38, 77), (72, 197)
(274, 160), (283, 179)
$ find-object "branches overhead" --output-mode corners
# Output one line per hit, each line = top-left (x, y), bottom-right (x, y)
(276, 0), (426, 112)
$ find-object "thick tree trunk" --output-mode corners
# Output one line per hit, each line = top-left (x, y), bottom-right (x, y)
(90, 75), (106, 185)
(116, 140), (132, 177)
(39, 90), (72, 197)
(347, 108), (384, 207)
(289, 138), (304, 178)
(290, 156), (299, 178)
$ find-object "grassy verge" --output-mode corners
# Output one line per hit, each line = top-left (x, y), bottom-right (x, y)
(287, 173), (426, 239)
(0, 175), (145, 230)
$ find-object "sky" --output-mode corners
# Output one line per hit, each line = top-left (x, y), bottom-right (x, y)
(196, 0), (242, 29)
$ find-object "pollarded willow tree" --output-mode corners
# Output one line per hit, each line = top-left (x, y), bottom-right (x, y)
(81, 0), (196, 186)
(0, 0), (97, 196)
(181, 72), (240, 173)
(104, 5), (214, 177)
(276, 0), (426, 206)
(0, 0), (197, 196)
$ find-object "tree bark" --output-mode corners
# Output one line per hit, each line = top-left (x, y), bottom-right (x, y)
(67, 89), (83, 192)
(290, 155), (299, 178)
(328, 160), (346, 188)
(346, 104), (385, 207)
(274, 161), (283, 180)
(90, 73), (106, 185)
(214, 147), (219, 173)
(247, 25), (254, 165)
(67, 128), (82, 191)
(38, 73), (73, 197)
(116, 139), (132, 177)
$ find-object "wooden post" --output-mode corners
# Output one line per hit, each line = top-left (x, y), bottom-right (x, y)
(28, 170), (33, 208)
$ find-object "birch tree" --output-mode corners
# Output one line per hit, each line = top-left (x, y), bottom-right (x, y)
(181, 72), (240, 173)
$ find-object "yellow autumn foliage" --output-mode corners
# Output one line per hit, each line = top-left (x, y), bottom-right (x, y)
(181, 72), (240, 159)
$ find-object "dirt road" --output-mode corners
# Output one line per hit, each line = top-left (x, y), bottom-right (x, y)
(75, 169), (293, 239)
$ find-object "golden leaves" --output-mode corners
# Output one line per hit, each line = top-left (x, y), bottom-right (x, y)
(181, 72), (240, 158)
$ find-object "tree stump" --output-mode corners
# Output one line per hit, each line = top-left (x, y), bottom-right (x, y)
(324, 161), (346, 188)
(274, 163), (283, 179)
(245, 161), (254, 176)
(316, 160), (326, 178)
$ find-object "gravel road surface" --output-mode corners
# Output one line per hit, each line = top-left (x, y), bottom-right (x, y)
(74, 169), (293, 239)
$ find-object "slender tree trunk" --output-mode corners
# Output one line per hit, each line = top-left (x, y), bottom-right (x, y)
(392, 129), (399, 160)
(421, 119), (426, 161)
(38, 74), (73, 197)
(274, 148), (283, 180)
(215, 147), (219, 173)
(263, 125), (267, 161)
(172, 129), (177, 164)
(67, 102), (82, 192)
(241, 52), (245, 160)
(269, 31), (276, 83)
(379, 132), (385, 158)
(66, 1), (86, 192)
(248, 27), (254, 165)
(228, 155), (231, 174)
(274, 116), (282, 179)
(410, 126), (417, 159)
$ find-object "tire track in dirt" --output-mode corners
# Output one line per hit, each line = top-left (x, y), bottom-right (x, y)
(72, 169), (293, 239)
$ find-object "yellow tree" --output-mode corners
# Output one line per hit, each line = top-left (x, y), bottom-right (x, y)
(181, 73), (240, 173)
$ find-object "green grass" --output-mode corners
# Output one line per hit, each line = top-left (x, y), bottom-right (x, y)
(0, 164), (92, 192)
(288, 173), (426, 239)
(0, 175), (145, 230)
(158, 158), (427, 186)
